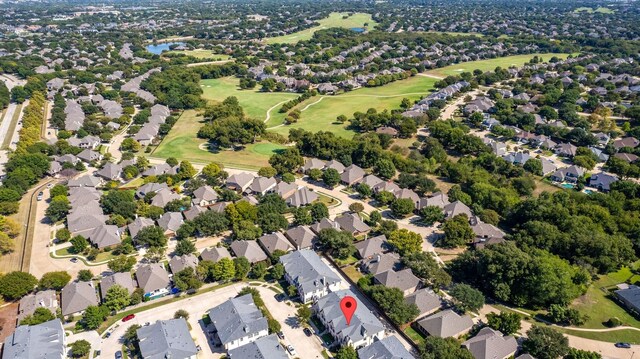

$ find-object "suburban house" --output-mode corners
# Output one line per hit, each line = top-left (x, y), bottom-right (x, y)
(405, 288), (442, 318)
(87, 224), (121, 249)
(151, 188), (182, 208)
(280, 249), (342, 303)
(362, 252), (400, 276)
(258, 232), (293, 257)
(313, 289), (385, 349)
(226, 172), (255, 192)
(340, 164), (365, 185)
(614, 284), (640, 315)
(17, 290), (58, 323)
(95, 163), (122, 181)
(416, 309), (474, 338)
(2, 319), (66, 359)
(417, 192), (449, 210)
(462, 327), (518, 359)
(301, 158), (326, 173)
(612, 136), (639, 150)
(357, 336), (414, 359)
(335, 213), (371, 236)
(247, 177), (277, 195)
(285, 187), (318, 207)
(192, 185), (218, 207)
(137, 318), (198, 359)
(354, 235), (387, 259)
(200, 247), (231, 262)
(168, 254), (199, 274)
(373, 269), (420, 296)
(589, 172), (618, 192)
(550, 165), (585, 183)
(135, 182), (169, 199)
(183, 205), (206, 221)
(60, 281), (99, 316)
(284, 225), (317, 250)
(158, 212), (184, 236)
(443, 201), (473, 219)
(136, 263), (171, 299)
(227, 334), (288, 359)
(207, 294), (269, 350)
(128, 217), (156, 239)
(310, 218), (341, 234)
(99, 272), (136, 300)
(230, 240), (268, 263)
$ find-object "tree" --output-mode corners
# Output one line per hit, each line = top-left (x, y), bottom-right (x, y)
(70, 235), (88, 254)
(322, 168), (341, 188)
(174, 309), (189, 319)
(269, 263), (285, 280)
(105, 284), (131, 311)
(268, 318), (281, 333)
(78, 269), (93, 282)
(309, 202), (329, 221)
(39, 271), (71, 290)
(45, 196), (70, 222)
(420, 206), (445, 226)
(441, 214), (474, 248)
(234, 257), (251, 280)
(251, 262), (268, 279)
(55, 228), (71, 242)
(374, 190), (395, 205)
(486, 312), (521, 335)
(369, 285), (419, 324)
(178, 160), (197, 179)
(193, 211), (229, 236)
(308, 168), (322, 181)
(348, 202), (364, 213)
(108, 255), (137, 272)
(257, 212), (288, 233)
(317, 228), (356, 259)
(296, 304), (312, 327)
(81, 305), (109, 330)
(19, 307), (55, 325)
(388, 229), (422, 256)
(391, 198), (415, 217)
(175, 239), (196, 256)
(174, 267), (203, 292)
(143, 246), (165, 263)
(402, 252), (451, 288)
(356, 183), (372, 198)
(450, 283), (485, 313)
(421, 336), (474, 359)
(269, 148), (304, 174)
(258, 166), (277, 178)
(522, 326), (569, 359)
(70, 340), (91, 358)
(374, 159), (396, 179)
(101, 190), (137, 219)
(213, 257), (236, 282)
(135, 226), (167, 247)
(335, 346), (357, 359)
(0, 271), (38, 300)
(524, 158), (543, 176)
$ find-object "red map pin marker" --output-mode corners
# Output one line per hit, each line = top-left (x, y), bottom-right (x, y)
(340, 296), (357, 325)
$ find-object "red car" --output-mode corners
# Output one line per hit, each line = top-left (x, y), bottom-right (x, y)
(122, 314), (135, 322)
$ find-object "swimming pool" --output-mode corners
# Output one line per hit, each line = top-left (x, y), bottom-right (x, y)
(560, 183), (575, 189)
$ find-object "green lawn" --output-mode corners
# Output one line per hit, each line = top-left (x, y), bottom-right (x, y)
(574, 7), (615, 14)
(202, 75), (438, 139)
(165, 50), (231, 60)
(342, 265), (363, 283)
(404, 326), (426, 346)
(151, 110), (285, 169)
(570, 264), (640, 329)
(424, 53), (575, 77)
(265, 12), (377, 44)
(558, 328), (640, 344)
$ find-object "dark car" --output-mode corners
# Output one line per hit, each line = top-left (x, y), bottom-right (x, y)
(303, 327), (312, 337)
(615, 342), (632, 348)
(122, 314), (135, 322)
(105, 332), (111, 338)
(115, 351), (123, 359)
(277, 331), (285, 340)
(274, 293), (286, 302)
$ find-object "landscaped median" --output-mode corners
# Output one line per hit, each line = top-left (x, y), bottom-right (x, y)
(51, 245), (125, 266)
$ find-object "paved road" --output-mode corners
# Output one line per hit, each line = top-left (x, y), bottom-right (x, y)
(0, 74), (25, 91)
(7, 100), (27, 151)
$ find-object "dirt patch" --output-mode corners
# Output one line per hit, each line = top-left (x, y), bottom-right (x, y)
(0, 303), (18, 342)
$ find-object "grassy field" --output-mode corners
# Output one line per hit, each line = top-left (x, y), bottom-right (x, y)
(201, 75), (438, 139)
(165, 49), (231, 60)
(265, 12), (377, 44)
(424, 53), (574, 77)
(570, 264), (640, 329)
(151, 109), (285, 169)
(559, 328), (640, 344)
(574, 7), (615, 14)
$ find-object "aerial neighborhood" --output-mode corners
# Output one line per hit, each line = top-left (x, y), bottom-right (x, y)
(0, 1), (639, 359)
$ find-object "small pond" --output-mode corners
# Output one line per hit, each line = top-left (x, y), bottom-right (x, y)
(145, 42), (186, 55)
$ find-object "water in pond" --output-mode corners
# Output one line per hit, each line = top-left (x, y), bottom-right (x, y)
(145, 42), (186, 55)
(351, 27), (366, 33)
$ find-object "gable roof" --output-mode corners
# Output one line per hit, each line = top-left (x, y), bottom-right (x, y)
(88, 224), (121, 248)
(157, 212), (183, 233)
(405, 288), (442, 317)
(335, 213), (370, 234)
(417, 309), (474, 338)
(258, 232), (293, 255)
(200, 247), (231, 262)
(230, 240), (268, 263)
(137, 318), (198, 359)
(18, 290), (58, 322)
(168, 254), (199, 274)
(192, 185), (218, 203)
(128, 217), (156, 239)
(2, 319), (65, 359)
(285, 186), (318, 207)
(284, 225), (317, 249)
(340, 164), (365, 184)
(363, 252), (400, 275)
(60, 281), (98, 315)
(208, 294), (268, 345)
(100, 272), (136, 299)
(357, 336), (414, 359)
(136, 263), (170, 294)
(443, 200), (472, 218)
(280, 250), (341, 295)
(310, 218), (341, 234)
(374, 269), (420, 292)
(227, 334), (288, 359)
(354, 235), (387, 259)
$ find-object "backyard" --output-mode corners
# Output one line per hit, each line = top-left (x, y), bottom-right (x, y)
(264, 12), (377, 44)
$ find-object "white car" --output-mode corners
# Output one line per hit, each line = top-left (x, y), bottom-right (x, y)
(287, 345), (296, 356)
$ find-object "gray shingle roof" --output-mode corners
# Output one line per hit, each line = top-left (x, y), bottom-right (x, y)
(374, 269), (420, 293)
(462, 327), (518, 359)
(357, 336), (414, 359)
(335, 213), (370, 234)
(285, 225), (317, 249)
(136, 264), (170, 294)
(208, 294), (268, 346)
(405, 288), (442, 317)
(230, 240), (268, 263)
(227, 334), (288, 359)
(354, 235), (387, 259)
(128, 217), (156, 239)
(2, 319), (65, 359)
(100, 272), (136, 300)
(200, 247), (231, 262)
(258, 232), (293, 255)
(285, 187), (318, 207)
(168, 254), (199, 274)
(60, 281), (98, 315)
(280, 250), (341, 296)
(137, 318), (198, 359)
(417, 309), (473, 338)
(18, 290), (58, 322)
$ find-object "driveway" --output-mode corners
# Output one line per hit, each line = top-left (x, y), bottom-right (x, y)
(66, 330), (101, 359)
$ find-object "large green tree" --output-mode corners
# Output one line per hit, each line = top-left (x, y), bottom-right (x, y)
(522, 326), (569, 359)
(38, 271), (71, 290)
(0, 271), (38, 300)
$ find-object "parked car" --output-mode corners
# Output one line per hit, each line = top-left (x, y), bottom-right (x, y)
(277, 331), (285, 340)
(303, 328), (312, 337)
(70, 258), (78, 263)
(122, 314), (135, 322)
(105, 332), (111, 338)
(275, 293), (286, 302)
(287, 345), (297, 356)
(615, 342), (632, 348)
(37, 192), (44, 201)
(115, 351), (123, 359)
